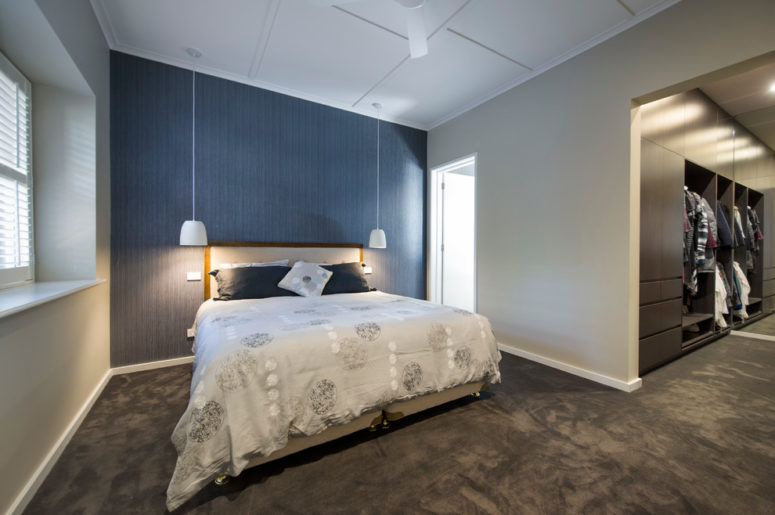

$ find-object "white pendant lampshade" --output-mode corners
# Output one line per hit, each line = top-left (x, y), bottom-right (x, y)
(180, 220), (208, 246)
(369, 103), (387, 249)
(369, 228), (386, 249)
(180, 48), (208, 247)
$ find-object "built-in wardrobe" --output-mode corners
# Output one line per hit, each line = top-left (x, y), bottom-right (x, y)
(638, 89), (772, 374)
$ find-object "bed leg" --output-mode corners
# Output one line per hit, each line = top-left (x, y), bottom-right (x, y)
(471, 391), (481, 398)
(381, 418), (390, 430)
(214, 475), (231, 486)
(368, 414), (383, 432)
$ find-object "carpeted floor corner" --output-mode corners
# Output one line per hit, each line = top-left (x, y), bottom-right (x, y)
(25, 335), (775, 514)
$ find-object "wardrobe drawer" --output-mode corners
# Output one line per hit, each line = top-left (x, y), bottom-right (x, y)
(640, 279), (682, 305)
(639, 327), (682, 373)
(639, 298), (681, 338)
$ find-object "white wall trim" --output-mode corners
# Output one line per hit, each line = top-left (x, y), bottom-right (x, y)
(7, 367), (112, 515)
(111, 355), (195, 375)
(8, 355), (195, 514)
(498, 343), (643, 392)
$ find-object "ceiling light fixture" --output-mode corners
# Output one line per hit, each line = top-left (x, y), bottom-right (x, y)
(769, 82), (775, 93)
(180, 47), (208, 246)
(368, 102), (387, 249)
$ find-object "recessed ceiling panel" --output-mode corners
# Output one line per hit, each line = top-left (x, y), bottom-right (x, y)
(448, 0), (631, 69)
(336, 0), (469, 38)
(97, 0), (273, 74)
(361, 29), (529, 127)
(258, 0), (409, 106)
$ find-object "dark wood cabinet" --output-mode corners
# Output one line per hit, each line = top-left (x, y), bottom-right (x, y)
(640, 139), (684, 282)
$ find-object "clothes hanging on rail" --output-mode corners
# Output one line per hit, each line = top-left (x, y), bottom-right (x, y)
(732, 261), (751, 319)
(683, 189), (715, 295)
(716, 203), (733, 247)
(714, 265), (729, 329)
(698, 198), (717, 272)
(748, 206), (764, 243)
(744, 206), (765, 271)
(733, 206), (746, 247)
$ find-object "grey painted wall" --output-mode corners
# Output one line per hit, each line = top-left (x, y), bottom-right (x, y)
(110, 52), (427, 366)
(428, 0), (775, 384)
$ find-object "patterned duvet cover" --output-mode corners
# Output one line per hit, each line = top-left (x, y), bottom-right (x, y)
(167, 291), (501, 510)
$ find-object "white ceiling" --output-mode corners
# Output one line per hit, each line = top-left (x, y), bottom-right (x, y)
(701, 61), (775, 152)
(90, 0), (679, 130)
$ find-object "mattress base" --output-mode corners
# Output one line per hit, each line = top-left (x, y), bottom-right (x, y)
(243, 381), (485, 471)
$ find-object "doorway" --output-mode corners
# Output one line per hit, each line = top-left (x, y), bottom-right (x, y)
(429, 154), (476, 312)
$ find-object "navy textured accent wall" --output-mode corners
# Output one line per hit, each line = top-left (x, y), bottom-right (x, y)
(110, 52), (426, 366)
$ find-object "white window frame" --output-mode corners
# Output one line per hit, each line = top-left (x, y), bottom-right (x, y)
(0, 50), (33, 289)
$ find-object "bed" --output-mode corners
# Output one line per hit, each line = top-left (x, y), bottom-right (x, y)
(166, 242), (501, 510)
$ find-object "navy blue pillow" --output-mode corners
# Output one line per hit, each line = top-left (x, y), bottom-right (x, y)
(210, 266), (298, 300)
(321, 263), (370, 294)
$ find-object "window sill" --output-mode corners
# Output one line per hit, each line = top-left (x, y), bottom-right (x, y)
(0, 279), (105, 320)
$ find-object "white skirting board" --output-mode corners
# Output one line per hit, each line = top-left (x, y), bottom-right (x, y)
(112, 355), (194, 375)
(498, 343), (642, 392)
(9, 355), (195, 515)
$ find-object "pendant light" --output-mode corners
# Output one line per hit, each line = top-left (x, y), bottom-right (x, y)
(180, 48), (208, 246)
(368, 102), (387, 249)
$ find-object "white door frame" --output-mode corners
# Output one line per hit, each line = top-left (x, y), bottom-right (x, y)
(427, 153), (477, 311)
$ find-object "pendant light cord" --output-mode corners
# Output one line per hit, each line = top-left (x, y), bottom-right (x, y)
(376, 107), (380, 230)
(192, 67), (196, 221)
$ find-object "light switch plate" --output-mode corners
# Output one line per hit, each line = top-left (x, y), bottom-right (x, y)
(187, 328), (195, 338)
(187, 271), (202, 281)
(363, 266), (373, 275)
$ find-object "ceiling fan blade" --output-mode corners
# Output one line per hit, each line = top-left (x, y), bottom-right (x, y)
(406, 6), (428, 58)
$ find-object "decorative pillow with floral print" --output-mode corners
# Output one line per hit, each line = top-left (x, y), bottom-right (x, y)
(278, 261), (333, 297)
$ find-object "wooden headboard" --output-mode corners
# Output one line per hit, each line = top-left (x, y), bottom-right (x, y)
(204, 241), (364, 300)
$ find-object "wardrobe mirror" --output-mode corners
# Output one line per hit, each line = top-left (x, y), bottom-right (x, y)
(704, 60), (775, 338)
(637, 52), (775, 369)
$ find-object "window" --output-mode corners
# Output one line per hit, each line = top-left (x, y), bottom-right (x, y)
(0, 51), (33, 289)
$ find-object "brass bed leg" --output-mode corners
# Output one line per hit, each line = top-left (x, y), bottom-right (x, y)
(368, 413), (383, 432)
(471, 391), (481, 398)
(214, 475), (231, 486)
(381, 418), (390, 430)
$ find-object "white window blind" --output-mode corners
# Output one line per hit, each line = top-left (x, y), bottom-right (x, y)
(0, 51), (33, 289)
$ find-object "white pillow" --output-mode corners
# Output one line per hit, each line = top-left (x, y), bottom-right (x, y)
(219, 259), (289, 269)
(278, 261), (333, 297)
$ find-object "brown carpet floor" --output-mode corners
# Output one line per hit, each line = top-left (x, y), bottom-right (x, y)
(25, 335), (775, 514)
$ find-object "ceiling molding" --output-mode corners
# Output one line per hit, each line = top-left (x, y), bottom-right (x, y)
(446, 28), (533, 71)
(427, 0), (681, 129)
(616, 0), (636, 17)
(110, 44), (429, 130)
(248, 0), (281, 78)
(89, 0), (118, 48)
(333, 6), (407, 41)
(428, 0), (473, 39)
(351, 55), (410, 108)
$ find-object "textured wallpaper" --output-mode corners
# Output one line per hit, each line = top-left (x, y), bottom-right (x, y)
(110, 51), (427, 366)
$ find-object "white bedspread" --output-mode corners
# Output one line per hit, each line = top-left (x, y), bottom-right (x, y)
(167, 291), (501, 510)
